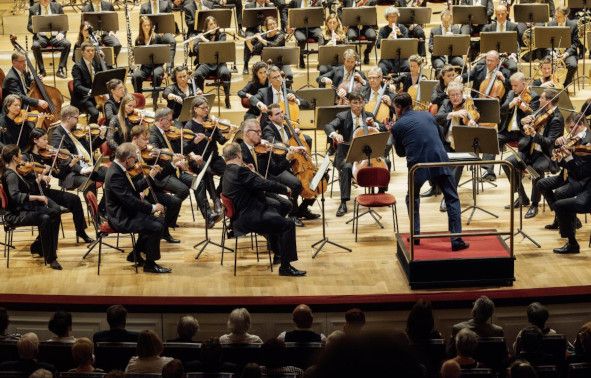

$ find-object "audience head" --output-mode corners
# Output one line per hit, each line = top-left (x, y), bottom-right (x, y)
(406, 299), (436, 343)
(162, 359), (184, 378)
(240, 363), (261, 378)
(137, 330), (164, 358)
(107, 305), (128, 329)
(176, 315), (199, 341)
(343, 308), (365, 334)
(292, 304), (314, 329)
(48, 311), (72, 338)
(519, 325), (544, 354)
(455, 328), (478, 358)
(472, 296), (495, 323)
(576, 322), (591, 361)
(29, 369), (52, 378)
(0, 307), (8, 335)
(227, 308), (252, 335)
(18, 332), (40, 360)
(526, 302), (549, 331)
(440, 359), (461, 378)
(261, 338), (286, 368)
(71, 337), (94, 367)
(509, 360), (539, 378)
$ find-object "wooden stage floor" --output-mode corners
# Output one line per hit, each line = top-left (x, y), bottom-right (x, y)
(2, 153), (591, 307)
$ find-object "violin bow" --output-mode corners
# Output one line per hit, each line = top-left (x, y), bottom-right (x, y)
(48, 135), (66, 177)
(16, 105), (30, 148)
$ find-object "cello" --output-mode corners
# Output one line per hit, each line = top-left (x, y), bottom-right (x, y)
(364, 80), (390, 123)
(9, 35), (63, 130)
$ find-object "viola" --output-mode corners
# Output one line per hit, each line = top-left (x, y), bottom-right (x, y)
(524, 106), (554, 136)
(254, 140), (289, 155)
(16, 161), (46, 175)
(38, 147), (73, 161)
(72, 124), (101, 139)
(141, 145), (174, 162)
(164, 126), (196, 141)
(128, 162), (160, 177)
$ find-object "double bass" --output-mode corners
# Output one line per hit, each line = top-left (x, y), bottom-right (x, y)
(9, 35), (63, 130)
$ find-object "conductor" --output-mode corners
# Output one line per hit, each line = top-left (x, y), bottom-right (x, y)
(391, 93), (469, 251)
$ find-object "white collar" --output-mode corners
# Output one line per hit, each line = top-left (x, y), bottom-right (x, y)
(114, 160), (127, 172)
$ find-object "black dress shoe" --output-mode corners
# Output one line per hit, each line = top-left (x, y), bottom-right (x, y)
(336, 202), (347, 217)
(420, 186), (441, 198)
(77, 232), (94, 244)
(162, 233), (181, 243)
(292, 217), (304, 227)
(545, 219), (559, 230)
(279, 265), (306, 276)
(56, 68), (67, 79)
(144, 263), (172, 273)
(452, 240), (470, 251)
(299, 208), (320, 220)
(439, 199), (447, 212)
(299, 59), (305, 69)
(524, 205), (538, 219)
(504, 198), (530, 209)
(242, 67), (249, 75)
(553, 242), (580, 254)
(49, 260), (63, 270)
(206, 212), (221, 229)
(127, 252), (145, 266)
(225, 97), (231, 109)
(481, 172), (497, 182)
(39, 70), (47, 77)
(30, 241), (43, 256)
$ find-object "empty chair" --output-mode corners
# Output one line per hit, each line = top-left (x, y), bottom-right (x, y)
(460, 368), (495, 378)
(162, 343), (201, 365)
(94, 342), (137, 372)
(38, 342), (76, 372)
(474, 337), (508, 372)
(284, 342), (322, 370)
(410, 339), (446, 378)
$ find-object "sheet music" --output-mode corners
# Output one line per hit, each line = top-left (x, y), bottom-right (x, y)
(191, 155), (212, 190)
(447, 152), (479, 161)
(310, 154), (330, 191)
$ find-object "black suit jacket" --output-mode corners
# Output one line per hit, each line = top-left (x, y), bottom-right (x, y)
(546, 19), (580, 57)
(162, 83), (199, 118)
(324, 110), (380, 166)
(140, 0), (173, 13)
(499, 90), (540, 133)
(28, 2), (66, 37)
(148, 125), (187, 182)
(2, 67), (39, 108)
(71, 59), (103, 108)
(376, 24), (409, 49)
(51, 124), (105, 178)
(518, 107), (564, 158)
(429, 25), (461, 55)
(239, 140), (288, 177)
(249, 86), (309, 110)
(316, 66), (367, 90)
(82, 1), (116, 12)
(92, 328), (139, 343)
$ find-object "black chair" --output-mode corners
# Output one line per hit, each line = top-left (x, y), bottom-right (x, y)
(410, 339), (446, 378)
(474, 337), (508, 372)
(0, 341), (18, 363)
(460, 368), (495, 378)
(535, 365), (560, 378)
(38, 342), (76, 372)
(284, 342), (323, 369)
(186, 374), (234, 378)
(95, 342), (137, 372)
(59, 373), (107, 378)
(542, 334), (567, 365)
(162, 342), (202, 365)
(568, 362), (591, 378)
(220, 344), (262, 368)
(0, 372), (28, 378)
(124, 374), (161, 378)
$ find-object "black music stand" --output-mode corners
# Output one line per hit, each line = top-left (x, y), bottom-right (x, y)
(91, 68), (127, 96)
(514, 4), (550, 78)
(341, 7), (378, 66)
(296, 88), (336, 158)
(398, 7), (432, 26)
(318, 44), (355, 68)
(569, 0), (591, 88)
(198, 41), (235, 117)
(432, 35), (470, 65)
(81, 11), (119, 33)
(480, 32), (519, 55)
(134, 45), (170, 110)
(196, 9), (233, 31)
(380, 39), (418, 76)
(242, 7), (278, 30)
(535, 26), (571, 81)
(178, 94), (216, 123)
(146, 13), (176, 34)
(311, 154), (351, 258)
(418, 80), (438, 106)
(288, 7), (324, 88)
(261, 47), (299, 69)
(316, 105), (350, 198)
(452, 5), (487, 59)
(31, 14), (69, 87)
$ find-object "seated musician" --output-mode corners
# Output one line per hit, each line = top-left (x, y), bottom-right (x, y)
(103, 78), (127, 125)
(429, 64), (458, 114)
(80, 0), (123, 65)
(1, 144), (63, 270)
(130, 125), (182, 243)
(319, 14), (347, 75)
(162, 66), (203, 121)
(149, 107), (221, 228)
(325, 91), (385, 217)
(192, 16), (232, 109)
(392, 0), (427, 57)
(537, 112), (589, 232)
(139, 0), (177, 72)
(50, 105), (108, 193)
(238, 61), (268, 119)
(317, 49), (367, 105)
(2, 52), (49, 112)
(74, 22), (117, 69)
(107, 94), (138, 152)
(222, 142), (306, 277)
(377, 6), (410, 76)
(461, 50), (510, 100)
(287, 0), (325, 68)
(458, 0), (493, 61)
(131, 16), (167, 98)
(183, 0), (213, 38)
(243, 0), (275, 73)
(71, 42), (104, 124)
(501, 88), (564, 217)
(28, 0), (71, 78)
(546, 6), (579, 88)
(0, 95), (47, 151)
(26, 128), (94, 244)
(393, 55), (427, 94)
(342, 0), (378, 64)
(429, 10), (464, 78)
(262, 104), (319, 223)
(481, 4), (520, 73)
(104, 142), (171, 274)
(532, 57), (563, 89)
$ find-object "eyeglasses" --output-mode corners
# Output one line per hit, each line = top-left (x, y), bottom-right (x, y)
(368, 76), (381, 80)
(247, 129), (262, 134)
(197, 105), (209, 109)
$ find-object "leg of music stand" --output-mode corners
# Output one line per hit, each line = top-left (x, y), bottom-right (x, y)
(311, 186), (351, 258)
(194, 205), (232, 260)
(503, 191), (541, 248)
(461, 164), (498, 225)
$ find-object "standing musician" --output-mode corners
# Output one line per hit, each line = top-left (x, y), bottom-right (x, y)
(461, 50), (510, 100)
(429, 9), (464, 77)
(107, 94), (138, 152)
(392, 0), (427, 57)
(391, 92), (469, 252)
(103, 78), (127, 125)
(238, 61), (268, 119)
(317, 49), (367, 104)
(81, 0), (123, 65)
(162, 66), (202, 121)
(287, 0), (325, 69)
(262, 104), (320, 223)
(501, 88), (564, 217)
(26, 128), (94, 244)
(1, 144), (63, 270)
(481, 4), (520, 73)
(131, 16), (167, 98)
(2, 52), (49, 112)
(104, 142), (171, 274)
(192, 16), (232, 109)
(532, 57), (563, 89)
(376, 7), (410, 76)
(0, 95), (47, 151)
(429, 64), (458, 115)
(28, 0), (71, 78)
(319, 14), (347, 75)
(222, 142), (306, 277)
(71, 42), (104, 124)
(139, 0), (177, 72)
(546, 6), (580, 88)
(343, 0), (378, 64)
(325, 91), (385, 217)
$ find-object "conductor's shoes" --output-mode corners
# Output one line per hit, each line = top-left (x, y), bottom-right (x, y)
(279, 265), (306, 277)
(452, 240), (470, 252)
(525, 205), (538, 219)
(336, 202), (347, 217)
(420, 186), (440, 197)
(553, 242), (580, 254)
(144, 263), (172, 273)
(127, 252), (145, 267)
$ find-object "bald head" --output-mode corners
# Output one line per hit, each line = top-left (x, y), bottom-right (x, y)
(293, 304), (313, 329)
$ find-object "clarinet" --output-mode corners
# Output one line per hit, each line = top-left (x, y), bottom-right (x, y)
(124, 0), (135, 72)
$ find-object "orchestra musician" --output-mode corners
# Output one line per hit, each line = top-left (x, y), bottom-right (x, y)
(429, 64), (458, 114)
(325, 91), (385, 217)
(131, 16), (167, 98)
(392, 0), (427, 57)
(71, 42), (104, 124)
(183, 0), (216, 38)
(192, 16), (232, 109)
(319, 14), (347, 75)
(238, 61), (268, 120)
(481, 4), (520, 73)
(221, 141), (306, 276)
(343, 0), (378, 64)
(162, 66), (202, 121)
(104, 142), (171, 273)
(501, 88), (564, 218)
(107, 94), (138, 152)
(81, 0), (123, 65)
(73, 21), (118, 69)
(532, 57), (563, 89)
(461, 50), (510, 100)
(317, 49), (367, 104)
(0, 95), (47, 151)
(287, 0), (325, 69)
(393, 55), (427, 93)
(1, 144), (63, 270)
(429, 10), (464, 78)
(377, 6), (410, 76)
(546, 6), (580, 88)
(103, 78), (127, 125)
(242, 0), (274, 74)
(2, 52), (49, 112)
(28, 0), (71, 78)
(391, 92), (469, 252)
(139, 0), (177, 71)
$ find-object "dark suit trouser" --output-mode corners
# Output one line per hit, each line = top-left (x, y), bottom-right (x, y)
(378, 58), (409, 76)
(131, 213), (165, 262)
(161, 33), (177, 67)
(480, 130), (521, 174)
(77, 96), (100, 123)
(177, 171), (213, 218)
(502, 152), (551, 206)
(564, 55), (577, 87)
(408, 25), (426, 56)
(32, 35), (71, 72)
(295, 28), (324, 62)
(153, 188), (182, 231)
(194, 63), (231, 97)
(266, 193), (292, 218)
(556, 189), (591, 241)
(102, 34), (122, 64)
(260, 208), (298, 266)
(9, 205), (61, 263)
(132, 65), (164, 95)
(271, 170), (306, 214)
(46, 188), (87, 234)
(346, 26), (376, 57)
(334, 147), (353, 202)
(432, 56), (464, 76)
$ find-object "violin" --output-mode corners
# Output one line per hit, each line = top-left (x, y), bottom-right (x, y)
(38, 147), (74, 161)
(523, 105), (554, 136)
(164, 126), (196, 141)
(72, 123), (101, 139)
(514, 87), (533, 108)
(452, 96), (480, 126)
(203, 116), (239, 133)
(141, 145), (175, 162)
(128, 162), (161, 177)
(14, 110), (53, 124)
(254, 140), (289, 155)
(16, 161), (46, 175)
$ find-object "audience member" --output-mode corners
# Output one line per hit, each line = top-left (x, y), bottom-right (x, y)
(0, 332), (56, 375)
(514, 326), (550, 366)
(343, 308), (365, 335)
(241, 363), (261, 378)
(514, 302), (556, 354)
(93, 305), (139, 343)
(451, 328), (480, 368)
(185, 338), (238, 374)
(169, 315), (199, 342)
(125, 330), (173, 373)
(162, 359), (184, 378)
(29, 368), (52, 378)
(407, 299), (443, 343)
(0, 307), (19, 341)
(69, 337), (103, 372)
(219, 308), (263, 344)
(104, 370), (125, 378)
(440, 359), (461, 378)
(47, 311), (75, 343)
(573, 321), (591, 362)
(325, 330), (345, 346)
(277, 304), (326, 344)
(259, 338), (304, 377)
(509, 360), (539, 378)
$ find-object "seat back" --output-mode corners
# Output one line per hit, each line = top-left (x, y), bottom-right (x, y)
(0, 372), (27, 378)
(162, 342), (202, 364)
(0, 184), (9, 210)
(535, 365), (560, 378)
(460, 368), (495, 378)
(284, 342), (323, 369)
(474, 337), (508, 372)
(59, 373), (107, 378)
(220, 344), (262, 368)
(355, 167), (390, 189)
(220, 193), (235, 220)
(85, 191), (100, 229)
(542, 334), (567, 365)
(99, 142), (112, 159)
(95, 342), (138, 372)
(568, 362), (591, 378)
(0, 340), (18, 363)
(38, 341), (76, 372)
(132, 93), (146, 109)
(410, 339), (446, 378)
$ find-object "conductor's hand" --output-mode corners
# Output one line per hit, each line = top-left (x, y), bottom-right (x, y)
(153, 203), (165, 214)
(332, 133), (344, 144)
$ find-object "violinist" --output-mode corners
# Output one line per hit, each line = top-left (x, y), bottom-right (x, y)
(192, 16), (232, 109)
(319, 14), (347, 75)
(1, 144), (63, 270)
(252, 66), (309, 121)
(532, 58), (563, 89)
(2, 52), (49, 111)
(139, 0), (177, 72)
(393, 55), (427, 93)
(0, 95), (47, 151)
(71, 42), (104, 124)
(501, 88), (564, 217)
(343, 0), (378, 64)
(429, 10), (464, 77)
(429, 64), (458, 114)
(162, 66), (203, 121)
(81, 0), (122, 65)
(238, 61), (268, 120)
(287, 0), (325, 68)
(546, 7), (579, 87)
(26, 128), (94, 244)
(103, 78), (126, 125)
(131, 16), (167, 97)
(107, 94), (137, 152)
(262, 104), (319, 223)
(104, 142), (171, 274)
(461, 50), (510, 100)
(376, 7), (410, 76)
(317, 49), (367, 105)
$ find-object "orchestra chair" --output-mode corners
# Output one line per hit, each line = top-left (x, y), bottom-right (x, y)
(284, 342), (323, 369)
(219, 193), (273, 276)
(541, 334), (567, 366)
(132, 92), (146, 109)
(38, 341), (76, 371)
(59, 373), (106, 378)
(0, 340), (18, 363)
(352, 167), (398, 242)
(162, 342), (202, 365)
(82, 191), (137, 275)
(220, 343), (263, 368)
(95, 342), (138, 372)
(568, 362), (591, 378)
(474, 337), (508, 373)
(460, 368), (495, 378)
(37, 44), (65, 87)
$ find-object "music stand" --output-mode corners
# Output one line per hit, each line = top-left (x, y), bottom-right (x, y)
(569, 0), (591, 88)
(514, 4), (549, 77)
(32, 14), (69, 87)
(397, 7), (432, 26)
(310, 154), (351, 258)
(242, 7), (278, 30)
(146, 14), (176, 35)
(418, 80), (438, 105)
(177, 94), (216, 124)
(81, 11), (119, 32)
(288, 7), (324, 88)
(296, 88), (337, 158)
(91, 68), (126, 96)
(480, 32), (519, 55)
(380, 39), (418, 75)
(198, 41), (235, 117)
(316, 105), (350, 197)
(134, 45), (170, 110)
(74, 47), (115, 67)
(318, 45), (355, 68)
(196, 9), (233, 31)
(341, 7), (378, 67)
(535, 26), (571, 80)
(432, 35), (470, 62)
(451, 5), (487, 27)
(261, 47), (299, 68)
